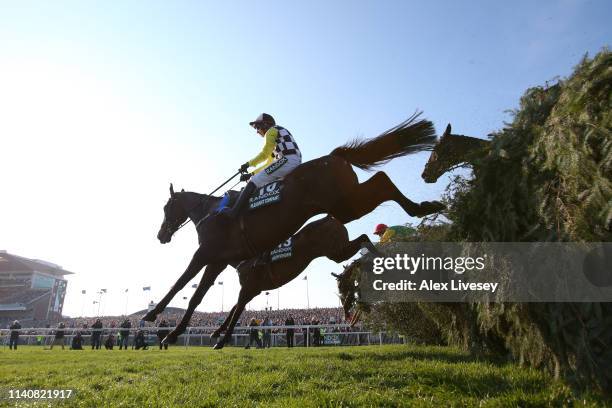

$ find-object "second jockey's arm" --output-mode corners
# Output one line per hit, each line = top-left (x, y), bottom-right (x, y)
(246, 127), (278, 172)
(379, 229), (396, 244)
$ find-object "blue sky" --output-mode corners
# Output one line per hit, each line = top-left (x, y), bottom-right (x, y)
(1, 1), (610, 318)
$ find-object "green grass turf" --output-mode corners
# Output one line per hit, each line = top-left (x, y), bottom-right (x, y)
(0, 345), (606, 407)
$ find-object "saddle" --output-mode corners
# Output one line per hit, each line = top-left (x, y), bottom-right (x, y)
(238, 238), (294, 287)
(215, 178), (284, 215)
(213, 192), (232, 214)
(269, 238), (293, 262)
(236, 181), (284, 256)
(248, 181), (283, 210)
(247, 238), (293, 267)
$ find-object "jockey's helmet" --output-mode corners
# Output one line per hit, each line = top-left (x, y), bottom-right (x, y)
(374, 223), (388, 235)
(249, 113), (275, 129)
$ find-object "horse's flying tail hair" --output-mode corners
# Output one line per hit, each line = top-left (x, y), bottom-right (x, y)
(330, 111), (437, 171)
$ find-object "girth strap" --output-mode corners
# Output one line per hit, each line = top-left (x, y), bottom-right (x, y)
(251, 257), (281, 288)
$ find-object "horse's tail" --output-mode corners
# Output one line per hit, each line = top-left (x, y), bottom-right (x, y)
(330, 112), (436, 171)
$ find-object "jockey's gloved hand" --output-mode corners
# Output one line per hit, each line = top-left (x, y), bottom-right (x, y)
(239, 162), (250, 173)
(240, 172), (253, 182)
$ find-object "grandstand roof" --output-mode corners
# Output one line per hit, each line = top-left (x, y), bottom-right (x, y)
(0, 250), (74, 276)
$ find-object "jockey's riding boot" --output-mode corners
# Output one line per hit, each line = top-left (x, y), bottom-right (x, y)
(224, 181), (256, 219)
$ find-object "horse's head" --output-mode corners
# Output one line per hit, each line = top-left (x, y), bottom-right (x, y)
(157, 183), (188, 244)
(422, 124), (454, 183)
(332, 261), (360, 323)
(423, 124), (490, 183)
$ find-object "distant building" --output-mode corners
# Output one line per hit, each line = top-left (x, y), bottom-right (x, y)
(0, 250), (73, 326)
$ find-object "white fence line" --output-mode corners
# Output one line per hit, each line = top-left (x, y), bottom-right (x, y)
(0, 325), (404, 348)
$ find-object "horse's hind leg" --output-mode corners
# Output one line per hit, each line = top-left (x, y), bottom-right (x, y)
(328, 234), (372, 263)
(331, 171), (444, 222)
(213, 289), (258, 350)
(211, 305), (238, 338)
(163, 263), (227, 343)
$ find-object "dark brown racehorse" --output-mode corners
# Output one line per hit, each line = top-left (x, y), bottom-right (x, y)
(162, 216), (380, 348)
(421, 124), (490, 183)
(144, 114), (444, 323)
(332, 126), (490, 326)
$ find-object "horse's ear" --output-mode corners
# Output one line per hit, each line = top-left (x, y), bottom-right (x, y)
(443, 124), (452, 138)
(169, 183), (175, 197)
(181, 189), (185, 192)
(331, 272), (341, 279)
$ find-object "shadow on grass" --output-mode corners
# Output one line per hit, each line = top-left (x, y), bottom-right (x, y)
(361, 348), (508, 366)
(331, 350), (550, 399)
(378, 370), (548, 397)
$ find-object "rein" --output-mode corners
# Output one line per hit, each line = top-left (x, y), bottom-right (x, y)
(193, 179), (242, 230)
(168, 171), (243, 233)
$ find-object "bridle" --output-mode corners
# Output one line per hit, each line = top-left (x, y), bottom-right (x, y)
(423, 140), (458, 180)
(161, 177), (243, 238)
(161, 196), (193, 237)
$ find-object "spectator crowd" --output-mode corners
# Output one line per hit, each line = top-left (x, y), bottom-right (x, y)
(2, 307), (368, 350)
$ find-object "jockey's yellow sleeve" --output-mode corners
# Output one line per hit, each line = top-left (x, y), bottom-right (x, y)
(379, 229), (396, 244)
(248, 127), (278, 174)
(379, 226), (416, 243)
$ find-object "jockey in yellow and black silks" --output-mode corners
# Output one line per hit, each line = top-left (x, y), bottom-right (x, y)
(223, 113), (302, 220)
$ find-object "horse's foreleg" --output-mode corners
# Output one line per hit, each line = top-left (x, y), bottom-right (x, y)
(211, 305), (238, 338)
(213, 289), (257, 350)
(331, 171), (444, 222)
(143, 245), (211, 322)
(163, 263), (227, 343)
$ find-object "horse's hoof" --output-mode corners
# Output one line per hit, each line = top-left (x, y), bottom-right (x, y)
(417, 201), (445, 216)
(429, 201), (446, 212)
(213, 342), (224, 350)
